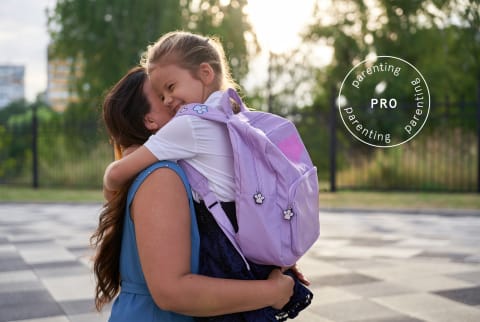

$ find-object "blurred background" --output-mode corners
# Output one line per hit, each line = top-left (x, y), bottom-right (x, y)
(0, 0), (478, 206)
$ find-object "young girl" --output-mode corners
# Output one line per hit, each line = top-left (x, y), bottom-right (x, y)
(104, 31), (313, 321)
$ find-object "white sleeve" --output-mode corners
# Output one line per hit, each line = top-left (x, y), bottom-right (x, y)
(143, 116), (197, 161)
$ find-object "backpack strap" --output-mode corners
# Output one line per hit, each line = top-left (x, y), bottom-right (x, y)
(176, 102), (229, 123)
(175, 88), (247, 121)
(175, 89), (251, 270)
(178, 160), (250, 270)
(220, 88), (248, 116)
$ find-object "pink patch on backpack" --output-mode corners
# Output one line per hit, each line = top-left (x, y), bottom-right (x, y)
(277, 134), (303, 163)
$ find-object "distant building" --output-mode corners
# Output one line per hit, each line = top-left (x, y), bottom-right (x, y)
(0, 65), (25, 109)
(46, 45), (83, 112)
(46, 46), (81, 112)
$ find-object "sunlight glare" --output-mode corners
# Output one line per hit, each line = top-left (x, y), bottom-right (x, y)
(244, 0), (317, 54)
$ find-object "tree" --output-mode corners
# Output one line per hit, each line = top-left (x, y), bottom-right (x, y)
(298, 0), (479, 188)
(0, 99), (29, 124)
(0, 98), (55, 183)
(47, 0), (258, 120)
(188, 0), (259, 80)
(304, 0), (480, 105)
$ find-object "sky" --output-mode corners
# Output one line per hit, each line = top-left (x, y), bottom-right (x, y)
(0, 0), (55, 102)
(0, 0), (319, 102)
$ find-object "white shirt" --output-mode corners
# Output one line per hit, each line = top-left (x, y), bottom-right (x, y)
(144, 91), (235, 201)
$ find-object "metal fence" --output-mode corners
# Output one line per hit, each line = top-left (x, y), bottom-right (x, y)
(0, 99), (478, 192)
(329, 99), (479, 192)
(0, 113), (112, 189)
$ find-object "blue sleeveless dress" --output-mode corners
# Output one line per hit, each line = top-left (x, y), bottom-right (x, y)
(109, 161), (200, 322)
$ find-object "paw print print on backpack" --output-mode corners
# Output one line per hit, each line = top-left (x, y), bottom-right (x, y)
(253, 192), (265, 204)
(283, 208), (294, 220)
(193, 104), (208, 114)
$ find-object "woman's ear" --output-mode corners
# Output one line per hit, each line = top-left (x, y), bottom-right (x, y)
(144, 114), (160, 132)
(197, 62), (215, 86)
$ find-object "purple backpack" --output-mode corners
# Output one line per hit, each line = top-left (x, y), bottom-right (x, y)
(177, 89), (319, 268)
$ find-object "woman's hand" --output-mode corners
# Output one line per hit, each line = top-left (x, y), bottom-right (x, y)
(268, 268), (294, 309)
(289, 264), (310, 286)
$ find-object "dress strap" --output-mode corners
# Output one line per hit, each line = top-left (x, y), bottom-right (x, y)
(127, 161), (192, 207)
(126, 160), (200, 273)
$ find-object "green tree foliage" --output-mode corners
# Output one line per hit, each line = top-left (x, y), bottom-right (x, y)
(303, 0), (479, 105)
(254, 0), (478, 181)
(442, 0), (480, 101)
(47, 0), (257, 120)
(0, 99), (56, 183)
(372, 0), (479, 103)
(0, 125), (13, 178)
(305, 0), (371, 109)
(188, 0), (259, 80)
(0, 96), (109, 187)
(300, 0), (480, 136)
(0, 99), (29, 124)
(0, 100), (31, 181)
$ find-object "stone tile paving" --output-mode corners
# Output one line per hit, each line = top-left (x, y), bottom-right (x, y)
(0, 204), (479, 322)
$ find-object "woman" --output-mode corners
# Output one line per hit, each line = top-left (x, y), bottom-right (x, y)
(91, 66), (295, 322)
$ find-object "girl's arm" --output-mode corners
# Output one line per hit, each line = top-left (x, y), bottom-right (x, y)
(103, 146), (157, 193)
(132, 168), (294, 316)
(104, 116), (196, 196)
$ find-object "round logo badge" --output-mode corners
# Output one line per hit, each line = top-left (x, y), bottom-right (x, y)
(338, 55), (430, 148)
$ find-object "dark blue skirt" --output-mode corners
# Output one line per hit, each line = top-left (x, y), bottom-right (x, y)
(194, 201), (313, 322)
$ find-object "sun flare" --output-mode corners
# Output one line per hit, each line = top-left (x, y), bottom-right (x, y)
(244, 0), (318, 54)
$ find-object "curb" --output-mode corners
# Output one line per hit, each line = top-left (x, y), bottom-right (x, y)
(320, 207), (480, 217)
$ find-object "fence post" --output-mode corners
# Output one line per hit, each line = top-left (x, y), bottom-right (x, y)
(477, 79), (480, 193)
(267, 51), (273, 113)
(329, 86), (337, 192)
(32, 103), (38, 189)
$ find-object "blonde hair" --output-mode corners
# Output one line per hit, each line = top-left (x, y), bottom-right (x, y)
(140, 31), (238, 91)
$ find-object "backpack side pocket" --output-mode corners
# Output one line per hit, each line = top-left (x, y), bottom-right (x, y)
(288, 167), (320, 257)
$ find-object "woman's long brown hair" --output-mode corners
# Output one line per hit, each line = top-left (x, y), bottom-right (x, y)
(91, 66), (153, 311)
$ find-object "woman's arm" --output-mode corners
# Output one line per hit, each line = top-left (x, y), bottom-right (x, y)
(104, 146), (157, 193)
(132, 168), (294, 316)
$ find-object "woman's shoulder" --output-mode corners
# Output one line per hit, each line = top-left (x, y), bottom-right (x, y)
(137, 161), (186, 186)
(128, 162), (189, 202)
(142, 164), (184, 185)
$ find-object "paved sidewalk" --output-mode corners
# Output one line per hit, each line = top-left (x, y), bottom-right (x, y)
(0, 204), (479, 322)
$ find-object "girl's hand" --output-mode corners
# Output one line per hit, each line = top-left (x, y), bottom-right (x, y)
(268, 268), (294, 309)
(103, 185), (117, 202)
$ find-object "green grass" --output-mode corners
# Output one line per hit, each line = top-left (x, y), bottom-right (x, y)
(0, 186), (103, 203)
(1, 186), (478, 211)
(319, 191), (480, 211)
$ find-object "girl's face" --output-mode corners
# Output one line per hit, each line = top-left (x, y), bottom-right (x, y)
(142, 78), (175, 132)
(149, 63), (212, 113)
